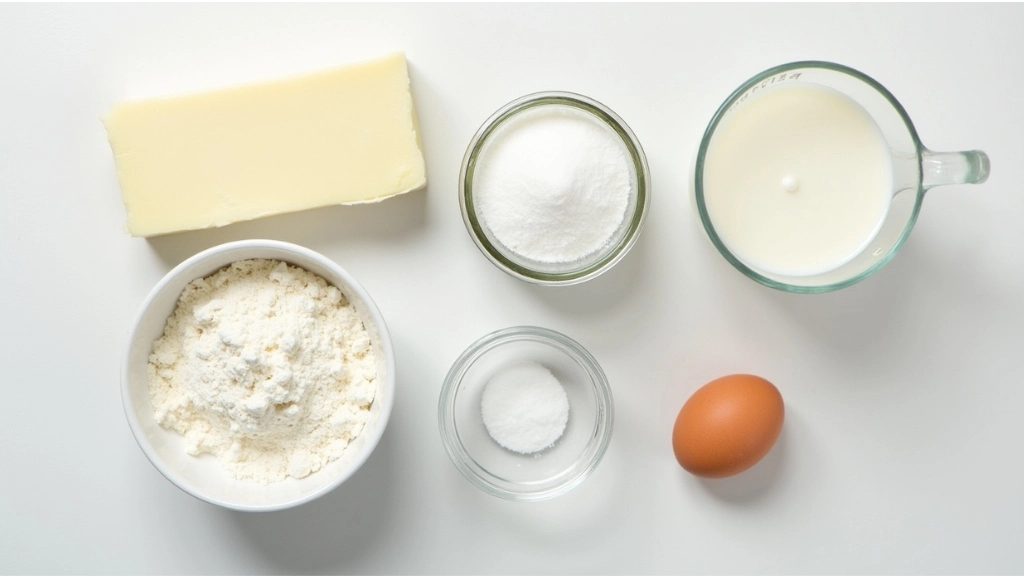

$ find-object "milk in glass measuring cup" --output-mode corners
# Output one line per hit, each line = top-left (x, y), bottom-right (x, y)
(695, 61), (989, 293)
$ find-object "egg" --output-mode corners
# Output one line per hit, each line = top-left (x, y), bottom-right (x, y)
(672, 374), (784, 478)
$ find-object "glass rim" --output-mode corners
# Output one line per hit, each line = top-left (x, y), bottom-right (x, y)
(437, 325), (614, 501)
(694, 60), (927, 294)
(459, 91), (650, 286)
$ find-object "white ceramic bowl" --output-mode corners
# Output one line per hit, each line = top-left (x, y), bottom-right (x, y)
(122, 239), (395, 512)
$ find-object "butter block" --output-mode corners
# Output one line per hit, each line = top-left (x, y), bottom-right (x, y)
(104, 53), (427, 237)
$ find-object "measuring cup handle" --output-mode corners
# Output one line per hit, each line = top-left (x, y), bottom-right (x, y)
(921, 149), (990, 190)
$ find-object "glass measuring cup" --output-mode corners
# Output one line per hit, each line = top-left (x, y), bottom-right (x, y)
(695, 61), (990, 293)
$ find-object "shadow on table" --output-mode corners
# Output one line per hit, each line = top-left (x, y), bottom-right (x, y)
(687, 212), (1014, 387)
(220, 427), (400, 573)
(509, 222), (658, 354)
(697, 424), (788, 505)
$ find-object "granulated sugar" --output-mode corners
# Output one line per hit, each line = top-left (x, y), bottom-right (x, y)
(148, 259), (377, 484)
(473, 104), (633, 263)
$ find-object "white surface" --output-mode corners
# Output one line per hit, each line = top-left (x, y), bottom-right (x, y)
(1, 3), (1022, 574)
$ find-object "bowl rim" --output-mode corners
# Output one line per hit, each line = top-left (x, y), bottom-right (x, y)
(459, 91), (651, 286)
(121, 239), (395, 512)
(437, 325), (614, 501)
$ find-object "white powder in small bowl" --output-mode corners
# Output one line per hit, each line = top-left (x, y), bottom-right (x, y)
(480, 361), (570, 454)
(473, 104), (633, 264)
(147, 259), (378, 484)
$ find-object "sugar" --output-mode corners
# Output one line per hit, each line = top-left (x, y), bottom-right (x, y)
(473, 104), (633, 263)
(480, 361), (570, 455)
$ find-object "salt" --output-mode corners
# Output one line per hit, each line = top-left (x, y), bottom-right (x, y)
(480, 361), (570, 454)
(473, 104), (633, 263)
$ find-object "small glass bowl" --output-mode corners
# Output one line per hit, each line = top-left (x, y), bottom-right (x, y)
(459, 91), (650, 286)
(438, 326), (614, 501)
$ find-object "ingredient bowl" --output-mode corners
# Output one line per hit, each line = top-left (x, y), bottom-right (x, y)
(438, 326), (614, 501)
(122, 239), (395, 512)
(460, 91), (650, 285)
(694, 61), (989, 292)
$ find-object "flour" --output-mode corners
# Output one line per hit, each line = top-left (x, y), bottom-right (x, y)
(148, 259), (377, 484)
(473, 104), (633, 263)
(480, 361), (570, 454)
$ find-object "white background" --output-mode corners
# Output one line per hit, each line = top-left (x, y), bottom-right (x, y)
(2, 3), (1022, 574)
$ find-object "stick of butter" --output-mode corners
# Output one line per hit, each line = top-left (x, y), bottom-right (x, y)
(104, 53), (427, 237)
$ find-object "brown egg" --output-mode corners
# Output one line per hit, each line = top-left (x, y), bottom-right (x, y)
(672, 374), (784, 478)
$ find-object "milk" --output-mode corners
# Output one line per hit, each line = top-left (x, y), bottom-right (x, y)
(702, 83), (893, 277)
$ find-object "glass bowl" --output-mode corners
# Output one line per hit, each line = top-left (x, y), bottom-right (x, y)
(438, 326), (614, 501)
(459, 91), (650, 286)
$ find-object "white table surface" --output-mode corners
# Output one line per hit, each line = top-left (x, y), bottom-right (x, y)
(2, 3), (1023, 574)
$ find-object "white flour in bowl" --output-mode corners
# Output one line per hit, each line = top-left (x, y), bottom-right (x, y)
(147, 259), (378, 484)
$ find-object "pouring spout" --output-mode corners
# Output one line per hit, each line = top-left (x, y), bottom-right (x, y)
(921, 149), (990, 189)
